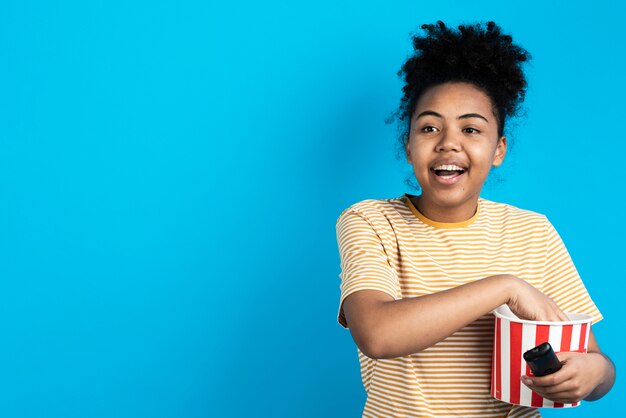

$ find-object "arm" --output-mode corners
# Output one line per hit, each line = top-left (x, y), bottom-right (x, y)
(520, 219), (614, 402)
(343, 274), (567, 359)
(522, 329), (616, 402)
(337, 208), (567, 359)
(584, 330), (616, 401)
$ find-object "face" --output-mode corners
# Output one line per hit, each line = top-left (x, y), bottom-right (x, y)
(405, 81), (507, 222)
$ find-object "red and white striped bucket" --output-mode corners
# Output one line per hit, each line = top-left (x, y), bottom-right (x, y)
(491, 305), (593, 408)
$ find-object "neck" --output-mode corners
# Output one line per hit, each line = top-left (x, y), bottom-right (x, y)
(412, 194), (479, 223)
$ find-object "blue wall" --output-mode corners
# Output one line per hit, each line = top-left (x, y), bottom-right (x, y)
(0, 1), (622, 416)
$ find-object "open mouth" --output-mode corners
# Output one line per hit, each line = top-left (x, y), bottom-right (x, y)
(431, 168), (466, 179)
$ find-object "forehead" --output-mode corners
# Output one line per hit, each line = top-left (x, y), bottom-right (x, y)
(414, 82), (496, 118)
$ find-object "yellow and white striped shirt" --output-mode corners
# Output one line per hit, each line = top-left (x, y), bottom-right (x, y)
(336, 193), (603, 418)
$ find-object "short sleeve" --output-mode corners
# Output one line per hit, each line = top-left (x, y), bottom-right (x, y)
(542, 217), (603, 325)
(335, 208), (400, 329)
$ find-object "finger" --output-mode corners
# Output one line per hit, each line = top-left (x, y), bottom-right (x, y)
(522, 382), (579, 403)
(522, 370), (572, 388)
(525, 354), (579, 387)
(526, 379), (576, 395)
(555, 351), (576, 363)
(547, 306), (568, 322)
(555, 308), (569, 322)
(546, 298), (568, 321)
(544, 309), (564, 322)
(522, 378), (575, 395)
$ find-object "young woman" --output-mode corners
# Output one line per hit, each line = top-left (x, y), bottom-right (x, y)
(335, 21), (615, 417)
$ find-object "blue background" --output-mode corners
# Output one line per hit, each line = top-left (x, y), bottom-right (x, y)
(0, 1), (622, 417)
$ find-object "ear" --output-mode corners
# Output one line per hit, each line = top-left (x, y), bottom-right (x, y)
(405, 135), (411, 161)
(492, 136), (507, 167)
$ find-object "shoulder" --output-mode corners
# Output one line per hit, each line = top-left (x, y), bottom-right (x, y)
(336, 196), (407, 226)
(479, 198), (550, 228)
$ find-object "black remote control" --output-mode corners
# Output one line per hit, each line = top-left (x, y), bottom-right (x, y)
(523, 342), (562, 377)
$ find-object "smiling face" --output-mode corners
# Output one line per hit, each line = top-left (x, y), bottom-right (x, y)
(405, 81), (507, 222)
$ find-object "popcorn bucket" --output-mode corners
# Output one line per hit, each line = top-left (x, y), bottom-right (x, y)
(491, 305), (593, 408)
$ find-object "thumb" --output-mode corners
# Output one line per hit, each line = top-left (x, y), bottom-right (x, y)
(555, 351), (576, 363)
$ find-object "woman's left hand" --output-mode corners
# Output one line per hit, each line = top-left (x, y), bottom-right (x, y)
(521, 351), (606, 404)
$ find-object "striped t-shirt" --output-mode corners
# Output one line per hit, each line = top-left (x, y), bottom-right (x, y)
(335, 193), (603, 418)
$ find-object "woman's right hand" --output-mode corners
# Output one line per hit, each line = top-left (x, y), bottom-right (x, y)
(505, 275), (569, 322)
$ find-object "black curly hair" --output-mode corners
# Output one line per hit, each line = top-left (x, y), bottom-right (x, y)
(390, 20), (530, 160)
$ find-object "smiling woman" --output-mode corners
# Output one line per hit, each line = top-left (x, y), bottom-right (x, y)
(406, 81), (506, 223)
(334, 21), (615, 418)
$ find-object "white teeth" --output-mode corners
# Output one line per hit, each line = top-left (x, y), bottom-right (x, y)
(433, 164), (465, 171)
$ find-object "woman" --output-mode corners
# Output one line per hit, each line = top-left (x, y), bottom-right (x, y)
(335, 21), (615, 417)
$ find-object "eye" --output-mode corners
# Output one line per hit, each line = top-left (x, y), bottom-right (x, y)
(463, 127), (480, 134)
(421, 125), (438, 133)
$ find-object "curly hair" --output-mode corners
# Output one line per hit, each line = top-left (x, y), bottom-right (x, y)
(390, 20), (530, 159)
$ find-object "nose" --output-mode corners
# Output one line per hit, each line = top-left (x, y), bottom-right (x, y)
(436, 130), (463, 152)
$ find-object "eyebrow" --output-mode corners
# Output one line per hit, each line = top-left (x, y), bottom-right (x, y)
(415, 111), (489, 123)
